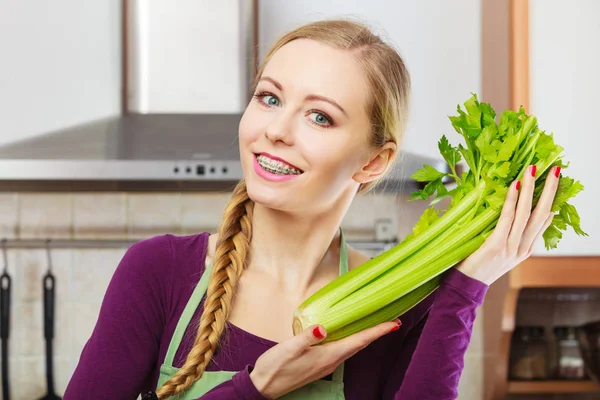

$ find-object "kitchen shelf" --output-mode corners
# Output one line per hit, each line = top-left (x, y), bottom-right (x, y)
(509, 256), (600, 288)
(489, 256), (600, 400)
(507, 380), (600, 394)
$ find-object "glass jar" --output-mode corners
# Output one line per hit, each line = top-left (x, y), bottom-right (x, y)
(553, 326), (586, 380)
(509, 326), (549, 380)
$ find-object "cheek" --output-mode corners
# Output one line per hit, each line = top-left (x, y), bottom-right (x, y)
(303, 138), (361, 181)
(239, 103), (267, 146)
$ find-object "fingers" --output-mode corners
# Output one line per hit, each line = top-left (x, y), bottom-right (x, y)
(489, 179), (520, 243)
(525, 213), (554, 255)
(507, 165), (537, 252)
(331, 319), (401, 359)
(304, 325), (327, 346)
(519, 166), (561, 253)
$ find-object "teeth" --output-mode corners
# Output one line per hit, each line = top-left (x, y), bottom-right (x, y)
(257, 155), (302, 175)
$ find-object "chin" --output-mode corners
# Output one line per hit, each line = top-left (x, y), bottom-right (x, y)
(245, 176), (296, 211)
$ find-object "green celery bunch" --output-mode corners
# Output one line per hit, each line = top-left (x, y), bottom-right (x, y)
(293, 94), (587, 342)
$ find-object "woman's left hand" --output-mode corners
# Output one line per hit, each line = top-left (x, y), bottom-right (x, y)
(456, 165), (561, 285)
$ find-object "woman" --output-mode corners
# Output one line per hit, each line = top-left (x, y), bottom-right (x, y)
(64, 19), (558, 400)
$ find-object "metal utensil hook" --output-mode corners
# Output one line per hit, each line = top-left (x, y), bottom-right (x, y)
(45, 239), (53, 274)
(1, 239), (7, 275)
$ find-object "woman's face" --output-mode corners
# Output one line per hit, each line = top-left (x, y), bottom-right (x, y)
(239, 39), (381, 214)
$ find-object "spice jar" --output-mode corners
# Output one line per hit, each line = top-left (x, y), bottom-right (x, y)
(553, 326), (586, 380)
(509, 326), (549, 380)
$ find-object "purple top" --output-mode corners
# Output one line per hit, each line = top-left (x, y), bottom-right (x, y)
(64, 233), (488, 400)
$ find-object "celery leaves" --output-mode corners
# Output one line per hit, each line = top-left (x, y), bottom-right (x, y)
(408, 93), (587, 250)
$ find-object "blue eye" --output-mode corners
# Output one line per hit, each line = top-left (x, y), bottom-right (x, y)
(308, 111), (333, 127)
(253, 91), (280, 107)
(264, 95), (279, 106)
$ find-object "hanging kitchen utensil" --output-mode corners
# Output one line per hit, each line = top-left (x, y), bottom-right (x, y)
(38, 240), (60, 400)
(1, 239), (11, 400)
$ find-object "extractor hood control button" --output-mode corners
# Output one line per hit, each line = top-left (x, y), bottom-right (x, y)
(196, 165), (205, 176)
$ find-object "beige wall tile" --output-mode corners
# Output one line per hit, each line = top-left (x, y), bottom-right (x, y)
(17, 298), (71, 358)
(180, 192), (231, 235)
(0, 193), (19, 239)
(128, 194), (182, 239)
(71, 249), (124, 303)
(14, 357), (46, 399)
(70, 302), (101, 362)
(458, 354), (484, 400)
(54, 356), (75, 397)
(73, 194), (127, 239)
(19, 194), (72, 239)
(2, 249), (19, 373)
(5, 354), (19, 399)
(16, 249), (71, 302)
(13, 356), (72, 399)
(18, 302), (41, 356)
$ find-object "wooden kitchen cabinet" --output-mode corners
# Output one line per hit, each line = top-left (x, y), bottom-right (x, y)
(491, 256), (600, 399)
(483, 1), (600, 399)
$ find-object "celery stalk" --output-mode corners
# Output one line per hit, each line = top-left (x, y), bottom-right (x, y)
(322, 277), (440, 342)
(295, 180), (486, 314)
(294, 214), (493, 333)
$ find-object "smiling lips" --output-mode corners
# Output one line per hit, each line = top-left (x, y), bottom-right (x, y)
(253, 153), (304, 182)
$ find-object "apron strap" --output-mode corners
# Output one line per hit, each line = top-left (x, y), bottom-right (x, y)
(333, 228), (348, 383)
(332, 361), (345, 383)
(338, 228), (348, 276)
(164, 263), (213, 366)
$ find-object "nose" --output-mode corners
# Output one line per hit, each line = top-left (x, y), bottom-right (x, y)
(264, 110), (295, 145)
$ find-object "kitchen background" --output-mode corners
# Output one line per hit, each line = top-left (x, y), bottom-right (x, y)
(0, 1), (598, 400)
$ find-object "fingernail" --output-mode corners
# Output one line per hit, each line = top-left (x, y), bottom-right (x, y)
(554, 166), (561, 178)
(516, 180), (521, 191)
(390, 319), (402, 333)
(530, 165), (537, 177)
(313, 326), (325, 339)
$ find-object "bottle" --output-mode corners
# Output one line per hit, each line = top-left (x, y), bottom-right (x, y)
(509, 326), (549, 380)
(554, 326), (586, 380)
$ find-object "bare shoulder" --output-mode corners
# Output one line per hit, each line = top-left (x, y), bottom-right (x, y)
(346, 245), (372, 271)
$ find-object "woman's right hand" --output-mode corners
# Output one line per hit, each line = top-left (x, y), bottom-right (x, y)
(249, 319), (401, 399)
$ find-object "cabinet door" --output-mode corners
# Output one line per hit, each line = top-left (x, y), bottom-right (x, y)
(258, 0), (482, 160)
(529, 0), (600, 256)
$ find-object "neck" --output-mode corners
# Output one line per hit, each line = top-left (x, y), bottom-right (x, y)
(247, 196), (353, 295)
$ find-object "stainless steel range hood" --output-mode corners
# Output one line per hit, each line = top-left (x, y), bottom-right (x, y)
(0, 1), (452, 193)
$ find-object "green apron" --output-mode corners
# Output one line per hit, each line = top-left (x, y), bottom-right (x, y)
(157, 230), (349, 399)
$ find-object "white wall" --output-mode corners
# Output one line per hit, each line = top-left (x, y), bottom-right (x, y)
(530, 0), (600, 255)
(258, 0), (482, 160)
(0, 0), (121, 147)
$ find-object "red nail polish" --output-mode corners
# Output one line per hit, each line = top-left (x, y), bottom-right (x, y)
(554, 166), (561, 178)
(516, 181), (521, 190)
(313, 326), (325, 339)
(531, 165), (537, 177)
(390, 319), (402, 332)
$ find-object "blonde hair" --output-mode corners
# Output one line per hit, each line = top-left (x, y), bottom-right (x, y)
(156, 18), (410, 399)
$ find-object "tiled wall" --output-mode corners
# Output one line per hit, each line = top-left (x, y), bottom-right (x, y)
(0, 191), (485, 399)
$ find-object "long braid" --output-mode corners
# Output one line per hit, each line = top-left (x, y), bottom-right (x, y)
(156, 180), (253, 399)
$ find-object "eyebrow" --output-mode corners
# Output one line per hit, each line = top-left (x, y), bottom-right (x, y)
(259, 76), (348, 117)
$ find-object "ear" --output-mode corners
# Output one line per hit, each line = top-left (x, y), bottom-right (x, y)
(353, 142), (397, 184)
